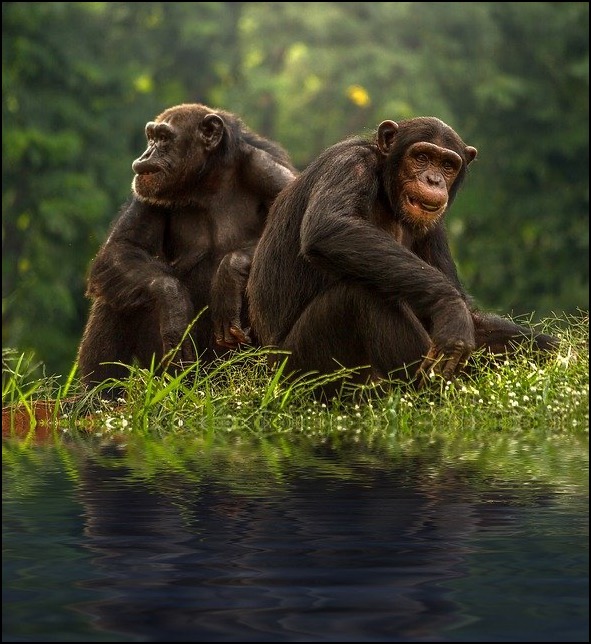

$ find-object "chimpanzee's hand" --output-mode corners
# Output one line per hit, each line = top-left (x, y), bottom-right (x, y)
(211, 249), (253, 349)
(418, 298), (475, 386)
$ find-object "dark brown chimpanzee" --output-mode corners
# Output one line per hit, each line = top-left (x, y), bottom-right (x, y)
(247, 117), (558, 395)
(77, 103), (296, 390)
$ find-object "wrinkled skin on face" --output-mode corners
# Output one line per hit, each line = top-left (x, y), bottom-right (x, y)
(397, 141), (463, 229)
(376, 119), (478, 234)
(132, 107), (225, 207)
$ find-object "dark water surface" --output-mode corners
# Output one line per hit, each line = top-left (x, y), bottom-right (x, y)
(3, 434), (588, 642)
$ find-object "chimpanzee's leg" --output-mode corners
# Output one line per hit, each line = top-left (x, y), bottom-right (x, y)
(77, 300), (162, 388)
(472, 311), (559, 354)
(279, 283), (431, 394)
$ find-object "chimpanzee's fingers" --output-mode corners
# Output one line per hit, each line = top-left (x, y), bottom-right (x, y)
(215, 321), (250, 348)
(180, 337), (196, 364)
(230, 325), (251, 344)
(418, 346), (439, 373)
(214, 320), (233, 347)
(417, 342), (472, 388)
(430, 350), (471, 383)
(416, 346), (442, 388)
(439, 343), (472, 380)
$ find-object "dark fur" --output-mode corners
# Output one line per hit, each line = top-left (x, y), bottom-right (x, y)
(247, 117), (558, 396)
(77, 103), (296, 391)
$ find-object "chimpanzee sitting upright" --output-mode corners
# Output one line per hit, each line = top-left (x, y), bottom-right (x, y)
(247, 117), (558, 395)
(77, 103), (296, 389)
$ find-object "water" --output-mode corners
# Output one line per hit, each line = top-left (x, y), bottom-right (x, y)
(3, 435), (588, 642)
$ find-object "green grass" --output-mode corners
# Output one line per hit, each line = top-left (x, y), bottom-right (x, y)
(2, 312), (588, 495)
(3, 312), (588, 439)
(2, 312), (588, 475)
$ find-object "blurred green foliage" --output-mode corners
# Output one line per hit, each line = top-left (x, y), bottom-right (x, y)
(2, 2), (588, 378)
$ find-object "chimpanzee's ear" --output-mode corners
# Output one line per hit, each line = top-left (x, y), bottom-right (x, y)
(200, 113), (225, 150)
(465, 146), (478, 165)
(377, 120), (399, 155)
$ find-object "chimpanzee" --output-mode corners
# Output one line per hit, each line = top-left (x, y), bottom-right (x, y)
(77, 103), (296, 389)
(247, 117), (558, 395)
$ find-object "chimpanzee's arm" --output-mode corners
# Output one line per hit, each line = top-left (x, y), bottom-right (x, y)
(87, 199), (195, 362)
(208, 145), (296, 347)
(240, 144), (297, 203)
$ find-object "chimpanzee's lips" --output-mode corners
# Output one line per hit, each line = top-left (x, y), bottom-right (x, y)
(134, 167), (160, 176)
(419, 201), (440, 213)
(131, 158), (161, 175)
(406, 194), (446, 216)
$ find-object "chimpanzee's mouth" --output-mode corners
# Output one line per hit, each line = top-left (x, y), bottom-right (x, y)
(406, 194), (445, 215)
(134, 167), (160, 177)
(419, 201), (440, 213)
(131, 157), (162, 175)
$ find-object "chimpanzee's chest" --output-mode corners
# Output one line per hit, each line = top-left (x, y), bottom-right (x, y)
(372, 202), (414, 249)
(160, 209), (214, 254)
(389, 221), (415, 249)
(163, 209), (211, 252)
(160, 204), (263, 276)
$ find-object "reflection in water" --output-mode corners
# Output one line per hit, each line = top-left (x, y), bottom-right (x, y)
(3, 439), (589, 642)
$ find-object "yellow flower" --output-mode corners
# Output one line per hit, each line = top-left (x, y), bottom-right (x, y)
(347, 84), (370, 107)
